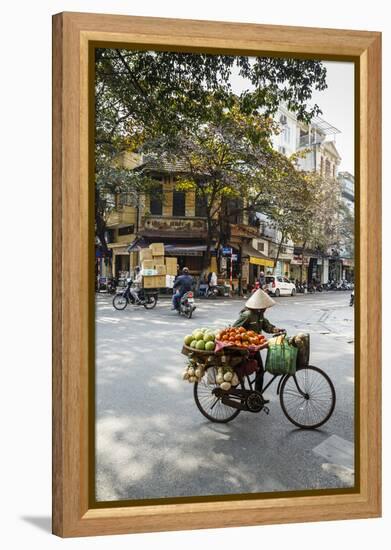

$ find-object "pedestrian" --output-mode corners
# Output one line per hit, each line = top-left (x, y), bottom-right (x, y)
(258, 270), (266, 289)
(232, 289), (284, 395)
(209, 271), (217, 287)
(171, 267), (194, 311)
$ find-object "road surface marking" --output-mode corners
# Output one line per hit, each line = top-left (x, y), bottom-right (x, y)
(321, 463), (354, 485)
(313, 435), (354, 469)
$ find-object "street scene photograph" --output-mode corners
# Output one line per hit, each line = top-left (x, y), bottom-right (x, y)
(94, 49), (355, 503)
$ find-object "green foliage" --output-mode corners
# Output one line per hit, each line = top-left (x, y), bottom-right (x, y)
(94, 49), (328, 252)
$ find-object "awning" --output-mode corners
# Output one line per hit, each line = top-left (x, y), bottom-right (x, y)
(127, 238), (149, 252)
(127, 238), (215, 256)
(165, 244), (213, 257)
(241, 243), (274, 268)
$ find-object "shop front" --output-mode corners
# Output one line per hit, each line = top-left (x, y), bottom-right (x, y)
(341, 257), (355, 281)
(108, 243), (138, 278)
(241, 243), (274, 288)
(127, 237), (217, 278)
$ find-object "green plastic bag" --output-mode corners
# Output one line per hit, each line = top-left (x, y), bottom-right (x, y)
(265, 335), (298, 375)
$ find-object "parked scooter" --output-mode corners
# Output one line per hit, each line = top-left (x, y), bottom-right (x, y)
(178, 291), (196, 319)
(251, 281), (261, 294)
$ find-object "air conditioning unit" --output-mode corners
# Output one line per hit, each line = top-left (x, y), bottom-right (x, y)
(279, 114), (287, 125)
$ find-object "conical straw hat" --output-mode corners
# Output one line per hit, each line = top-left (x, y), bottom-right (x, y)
(245, 289), (275, 310)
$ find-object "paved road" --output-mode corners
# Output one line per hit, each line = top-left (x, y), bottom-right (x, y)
(95, 291), (355, 502)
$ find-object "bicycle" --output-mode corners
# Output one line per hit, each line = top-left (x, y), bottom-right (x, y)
(193, 341), (336, 429)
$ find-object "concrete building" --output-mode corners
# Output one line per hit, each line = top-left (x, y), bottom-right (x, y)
(267, 105), (347, 283)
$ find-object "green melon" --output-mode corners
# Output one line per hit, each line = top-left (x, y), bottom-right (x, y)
(190, 340), (198, 348)
(204, 333), (215, 342)
(184, 334), (193, 346)
(196, 340), (206, 350)
(195, 332), (204, 341)
(205, 341), (215, 351)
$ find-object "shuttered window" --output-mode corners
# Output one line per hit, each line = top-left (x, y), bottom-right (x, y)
(173, 190), (186, 217)
(150, 183), (163, 215)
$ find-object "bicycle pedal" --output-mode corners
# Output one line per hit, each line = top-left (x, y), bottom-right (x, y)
(263, 406), (270, 415)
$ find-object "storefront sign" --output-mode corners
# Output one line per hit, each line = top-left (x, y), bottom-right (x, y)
(249, 256), (274, 268)
(222, 247), (232, 255)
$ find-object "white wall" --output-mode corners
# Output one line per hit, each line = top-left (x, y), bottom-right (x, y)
(1, 2), (389, 549)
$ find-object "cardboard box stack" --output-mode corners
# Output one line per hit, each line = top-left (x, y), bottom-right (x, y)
(141, 243), (179, 288)
(141, 243), (172, 288)
(165, 257), (178, 276)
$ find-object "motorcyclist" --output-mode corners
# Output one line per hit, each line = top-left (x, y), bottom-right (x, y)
(171, 267), (193, 311)
(258, 271), (266, 289)
(232, 289), (284, 394)
(129, 266), (142, 304)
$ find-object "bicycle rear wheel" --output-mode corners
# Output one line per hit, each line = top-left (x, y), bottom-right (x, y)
(194, 369), (243, 423)
(280, 366), (336, 429)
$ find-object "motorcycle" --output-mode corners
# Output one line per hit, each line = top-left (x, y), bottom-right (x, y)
(251, 281), (261, 294)
(336, 280), (349, 291)
(97, 276), (117, 293)
(112, 278), (158, 311)
(178, 291), (196, 319)
(206, 285), (219, 298)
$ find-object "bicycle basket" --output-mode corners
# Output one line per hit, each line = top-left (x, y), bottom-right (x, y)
(295, 333), (310, 368)
(265, 335), (298, 375)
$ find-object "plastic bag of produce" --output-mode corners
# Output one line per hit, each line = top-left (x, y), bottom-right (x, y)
(265, 334), (298, 375)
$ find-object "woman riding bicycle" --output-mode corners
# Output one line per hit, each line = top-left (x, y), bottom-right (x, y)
(232, 288), (284, 393)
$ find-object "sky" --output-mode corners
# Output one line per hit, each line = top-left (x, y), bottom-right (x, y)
(229, 60), (355, 175)
(310, 61), (355, 175)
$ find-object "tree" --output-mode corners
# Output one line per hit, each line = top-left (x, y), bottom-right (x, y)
(94, 49), (328, 252)
(141, 98), (310, 279)
(290, 172), (349, 281)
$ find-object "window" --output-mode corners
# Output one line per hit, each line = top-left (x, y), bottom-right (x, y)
(257, 242), (265, 252)
(283, 277), (290, 283)
(227, 198), (243, 224)
(150, 182), (163, 215)
(118, 193), (134, 207)
(277, 276), (283, 282)
(282, 125), (291, 144)
(173, 190), (186, 217)
(325, 159), (331, 178)
(195, 191), (207, 217)
(118, 225), (134, 236)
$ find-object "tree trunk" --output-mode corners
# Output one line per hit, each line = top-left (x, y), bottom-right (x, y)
(273, 231), (285, 274)
(96, 212), (110, 256)
(300, 240), (307, 283)
(197, 217), (214, 292)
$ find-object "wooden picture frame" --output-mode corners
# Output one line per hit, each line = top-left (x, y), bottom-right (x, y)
(52, 11), (381, 537)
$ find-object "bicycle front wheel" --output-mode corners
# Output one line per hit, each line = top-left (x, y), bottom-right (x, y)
(112, 295), (128, 310)
(280, 366), (336, 429)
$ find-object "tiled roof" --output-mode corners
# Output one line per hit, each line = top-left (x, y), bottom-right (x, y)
(137, 155), (189, 174)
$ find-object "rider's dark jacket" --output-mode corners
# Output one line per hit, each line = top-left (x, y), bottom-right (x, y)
(232, 308), (276, 334)
(173, 274), (193, 296)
